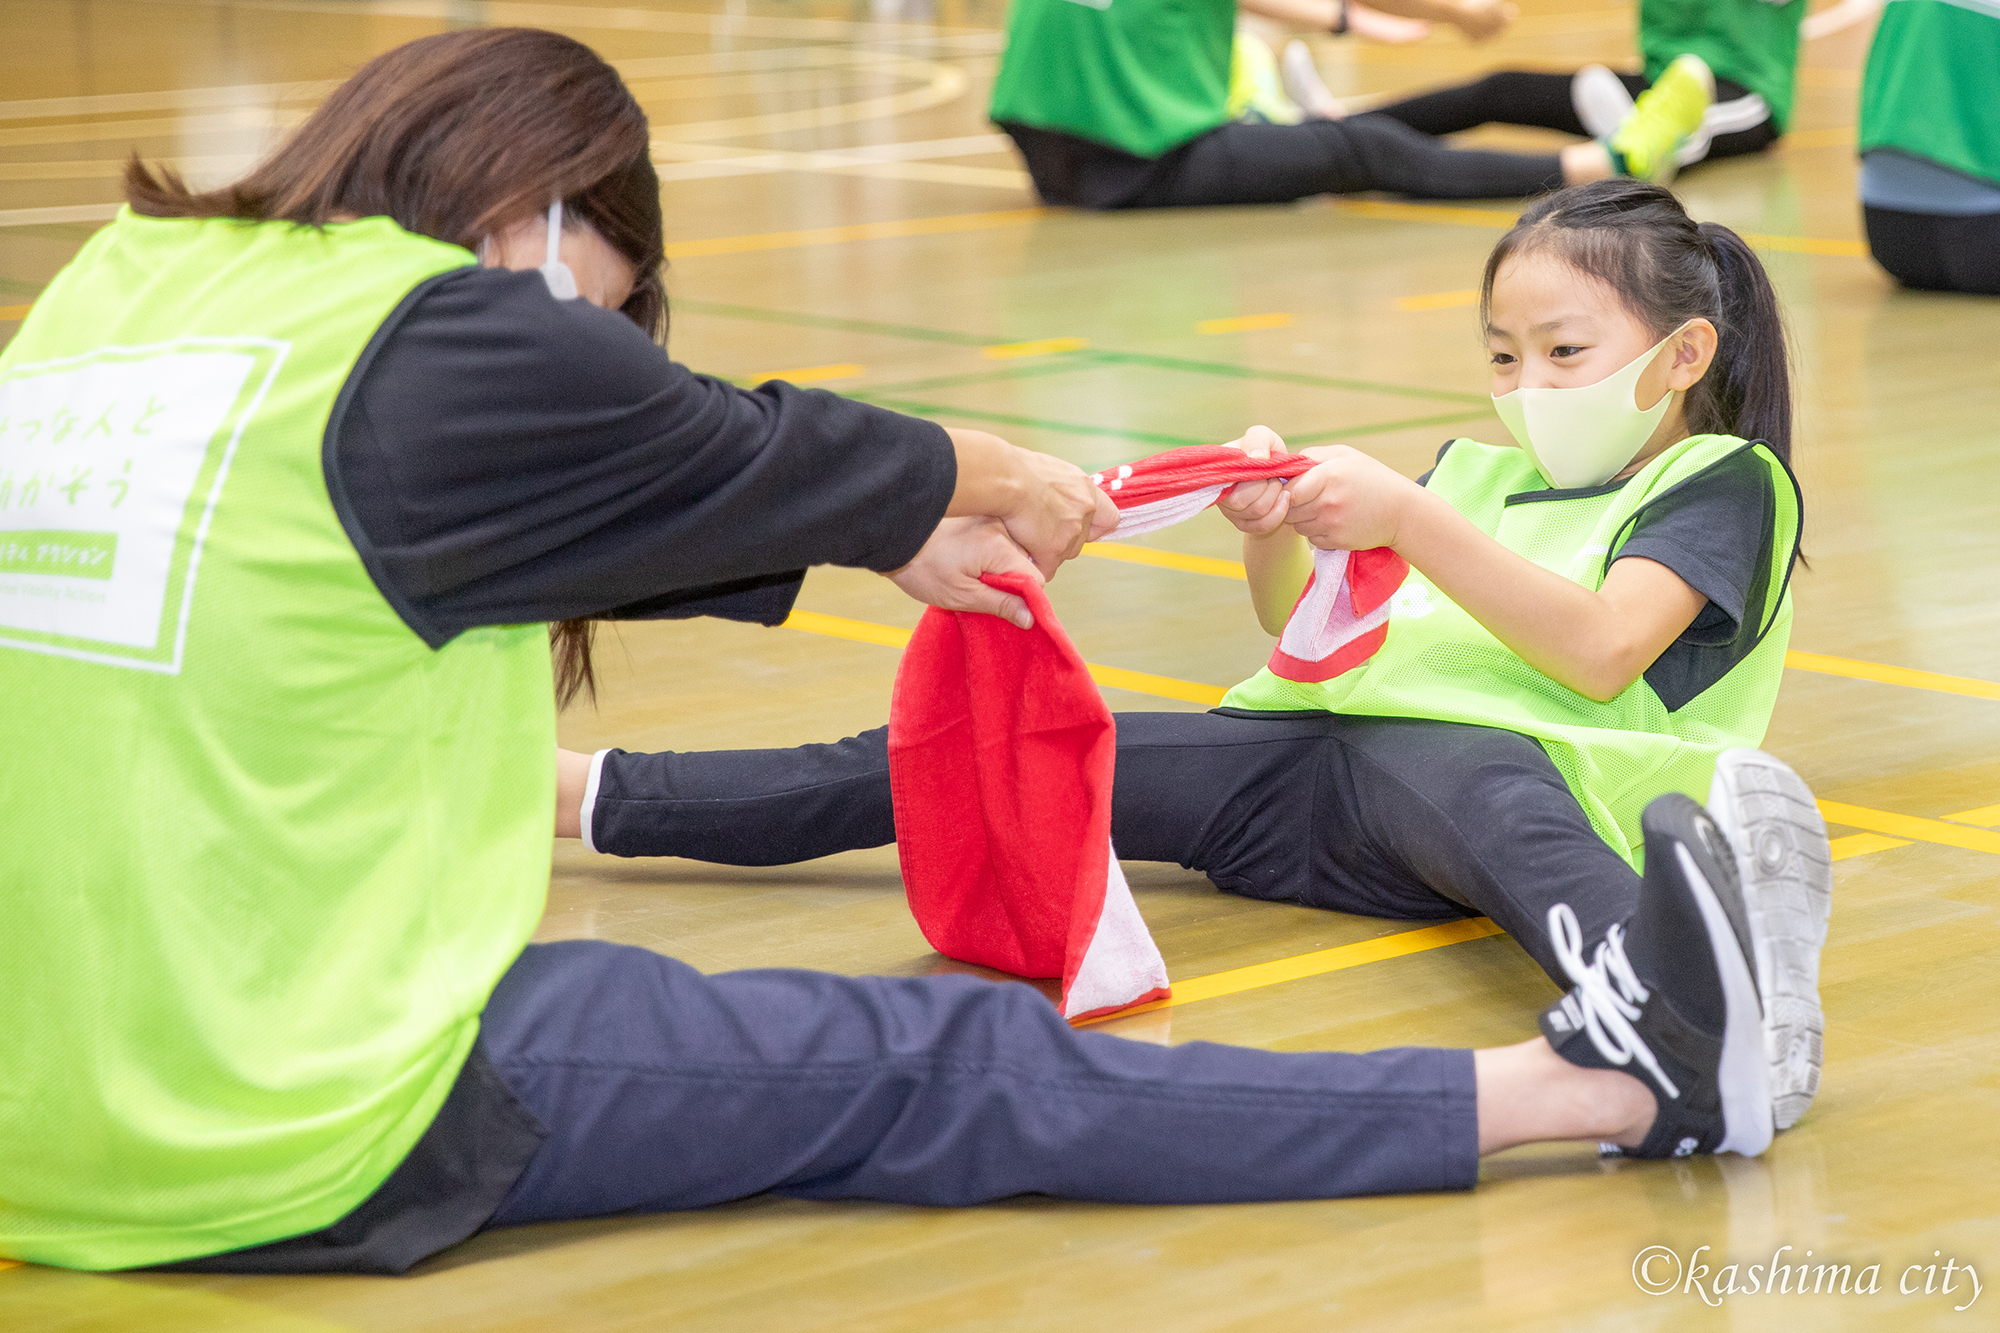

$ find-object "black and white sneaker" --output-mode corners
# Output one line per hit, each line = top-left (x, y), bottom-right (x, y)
(1707, 748), (1832, 1130)
(1539, 794), (1773, 1159)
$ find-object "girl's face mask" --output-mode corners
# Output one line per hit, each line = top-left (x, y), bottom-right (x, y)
(1490, 324), (1686, 489)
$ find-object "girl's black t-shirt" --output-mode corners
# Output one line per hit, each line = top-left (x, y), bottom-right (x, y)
(1426, 439), (1787, 711)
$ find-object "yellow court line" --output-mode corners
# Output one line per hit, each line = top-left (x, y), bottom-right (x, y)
(1830, 831), (1910, 860)
(1331, 199), (1867, 258)
(753, 362), (864, 385)
(1818, 802), (2000, 857)
(1080, 550), (2000, 706)
(784, 609), (1225, 704)
(784, 609), (913, 650)
(1395, 289), (1480, 312)
(784, 611), (2000, 863)
(1944, 805), (2000, 827)
(1081, 542), (1247, 580)
(1077, 917), (1507, 1024)
(1332, 199), (1523, 229)
(1782, 127), (1856, 149)
(1737, 232), (1870, 258)
(983, 336), (1089, 359)
(1196, 313), (1294, 335)
(0, 1258), (18, 1272)
(663, 207), (1050, 259)
(1783, 650), (2000, 701)
(0, 303), (29, 321)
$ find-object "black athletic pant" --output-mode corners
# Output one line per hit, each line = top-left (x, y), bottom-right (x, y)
(587, 710), (1645, 988)
(1373, 71), (1780, 165)
(998, 116), (1564, 210)
(1863, 205), (2000, 296)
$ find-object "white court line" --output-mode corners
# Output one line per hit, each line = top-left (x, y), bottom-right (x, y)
(0, 203), (122, 227)
(121, 0), (1006, 50)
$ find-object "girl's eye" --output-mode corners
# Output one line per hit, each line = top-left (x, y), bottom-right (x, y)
(1489, 352), (1516, 366)
(1551, 344), (1585, 358)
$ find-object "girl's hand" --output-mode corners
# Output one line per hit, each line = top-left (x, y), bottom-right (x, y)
(1217, 425), (1293, 536)
(1283, 445), (1424, 550)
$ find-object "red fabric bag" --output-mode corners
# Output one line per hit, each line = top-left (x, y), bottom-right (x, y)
(889, 572), (1169, 1021)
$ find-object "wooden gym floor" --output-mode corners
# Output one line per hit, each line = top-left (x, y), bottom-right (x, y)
(3, 0), (1997, 1327)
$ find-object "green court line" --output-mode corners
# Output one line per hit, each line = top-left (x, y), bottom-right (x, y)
(675, 298), (1491, 405)
(847, 396), (1491, 451)
(1083, 350), (1488, 406)
(672, 298), (999, 348)
(1286, 409), (1490, 445)
(0, 277), (42, 298)
(849, 397), (1208, 447)
(852, 356), (1101, 397)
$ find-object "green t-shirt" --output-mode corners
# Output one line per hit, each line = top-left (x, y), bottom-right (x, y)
(989, 0), (1237, 158)
(0, 213), (555, 1270)
(1859, 0), (2000, 186)
(1222, 435), (1802, 869)
(1640, 0), (1807, 130)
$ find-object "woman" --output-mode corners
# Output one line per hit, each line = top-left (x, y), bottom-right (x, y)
(0, 29), (1776, 1276)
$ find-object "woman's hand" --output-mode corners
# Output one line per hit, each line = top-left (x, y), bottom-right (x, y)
(1282, 445), (1426, 550)
(1216, 425), (1293, 536)
(1011, 447), (1122, 575)
(885, 517), (1044, 629)
(945, 429), (1118, 578)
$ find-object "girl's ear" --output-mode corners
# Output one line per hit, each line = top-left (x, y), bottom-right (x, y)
(1665, 318), (1720, 390)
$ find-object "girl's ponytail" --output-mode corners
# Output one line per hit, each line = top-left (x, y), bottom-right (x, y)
(1692, 221), (1792, 464)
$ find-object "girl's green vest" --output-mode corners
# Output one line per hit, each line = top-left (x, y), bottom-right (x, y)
(0, 211), (557, 1269)
(1223, 435), (1801, 869)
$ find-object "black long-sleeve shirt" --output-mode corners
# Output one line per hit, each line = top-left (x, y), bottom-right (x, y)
(323, 267), (956, 646)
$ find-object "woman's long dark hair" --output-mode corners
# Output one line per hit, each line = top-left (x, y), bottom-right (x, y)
(1479, 179), (1794, 466)
(125, 27), (665, 708)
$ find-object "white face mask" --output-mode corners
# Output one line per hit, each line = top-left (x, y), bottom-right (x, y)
(1490, 325), (1685, 489)
(538, 198), (580, 301)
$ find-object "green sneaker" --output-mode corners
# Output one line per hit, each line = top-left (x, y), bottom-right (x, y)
(1608, 54), (1715, 186)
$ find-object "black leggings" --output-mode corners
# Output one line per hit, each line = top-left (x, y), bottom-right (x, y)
(1373, 70), (1780, 165)
(1000, 116), (1564, 210)
(587, 710), (1644, 988)
(1863, 205), (2000, 296)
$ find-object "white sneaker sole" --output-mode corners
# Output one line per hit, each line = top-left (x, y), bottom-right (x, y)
(1708, 749), (1832, 1131)
(1571, 64), (1633, 140)
(1677, 843), (1773, 1157)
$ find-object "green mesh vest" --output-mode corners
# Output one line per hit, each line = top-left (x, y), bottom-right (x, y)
(1223, 435), (1801, 869)
(1859, 0), (2000, 187)
(0, 211), (557, 1269)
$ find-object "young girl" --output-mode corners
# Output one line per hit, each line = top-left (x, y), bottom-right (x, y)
(567, 180), (1832, 1158)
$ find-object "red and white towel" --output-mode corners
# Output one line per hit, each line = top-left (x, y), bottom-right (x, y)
(1092, 445), (1410, 684)
(888, 444), (1411, 1020)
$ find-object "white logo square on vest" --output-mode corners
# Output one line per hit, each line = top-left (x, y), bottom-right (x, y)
(0, 339), (286, 671)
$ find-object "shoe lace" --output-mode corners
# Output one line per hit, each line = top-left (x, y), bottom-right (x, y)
(1547, 903), (1680, 1100)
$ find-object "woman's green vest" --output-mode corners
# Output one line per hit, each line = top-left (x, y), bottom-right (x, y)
(0, 211), (557, 1269)
(1223, 435), (1801, 869)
